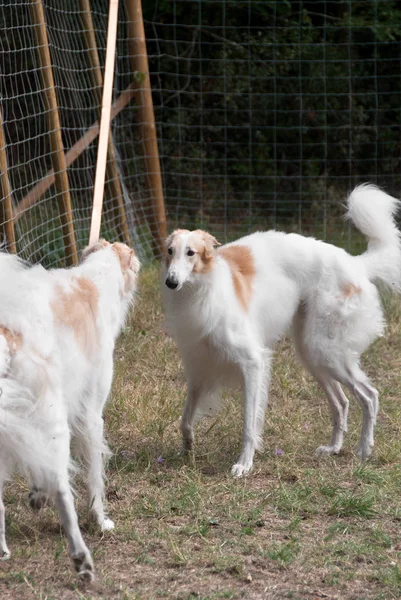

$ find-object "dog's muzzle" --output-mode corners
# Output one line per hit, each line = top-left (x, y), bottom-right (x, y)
(165, 276), (179, 290)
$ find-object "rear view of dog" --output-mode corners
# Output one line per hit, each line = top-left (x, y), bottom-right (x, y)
(0, 240), (140, 580)
(162, 185), (401, 477)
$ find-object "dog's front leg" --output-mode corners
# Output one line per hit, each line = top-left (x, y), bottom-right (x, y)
(0, 479), (10, 560)
(180, 382), (205, 453)
(232, 353), (267, 478)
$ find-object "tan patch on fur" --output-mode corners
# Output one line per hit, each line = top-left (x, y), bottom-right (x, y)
(218, 245), (256, 311)
(342, 283), (362, 298)
(82, 238), (110, 261)
(112, 242), (132, 270)
(191, 230), (220, 274)
(192, 238), (215, 273)
(52, 277), (99, 358)
(112, 242), (139, 294)
(0, 326), (22, 355)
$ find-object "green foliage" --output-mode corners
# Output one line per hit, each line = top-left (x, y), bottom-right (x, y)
(142, 0), (401, 229)
(329, 491), (377, 518)
(2, 1), (401, 265)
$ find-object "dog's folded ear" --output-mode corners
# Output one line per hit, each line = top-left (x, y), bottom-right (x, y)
(193, 230), (221, 248)
(193, 230), (221, 260)
(207, 233), (221, 248)
(112, 243), (141, 274)
(81, 239), (110, 261)
(111, 243), (141, 294)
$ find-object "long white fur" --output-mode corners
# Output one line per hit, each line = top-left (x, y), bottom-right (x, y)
(0, 243), (140, 579)
(162, 185), (401, 477)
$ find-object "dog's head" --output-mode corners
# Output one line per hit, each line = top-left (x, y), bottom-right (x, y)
(164, 229), (220, 290)
(82, 239), (140, 296)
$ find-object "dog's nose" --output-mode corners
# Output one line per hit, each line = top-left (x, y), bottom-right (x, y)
(165, 277), (178, 290)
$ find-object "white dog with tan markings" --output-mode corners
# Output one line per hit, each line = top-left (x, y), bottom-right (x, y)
(0, 240), (140, 580)
(162, 185), (401, 477)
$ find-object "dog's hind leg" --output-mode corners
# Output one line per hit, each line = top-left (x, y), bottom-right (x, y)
(314, 376), (349, 456)
(316, 361), (376, 460)
(49, 425), (94, 581)
(28, 486), (49, 511)
(293, 311), (350, 456)
(294, 355), (350, 456)
(340, 365), (378, 460)
(0, 476), (10, 560)
(55, 481), (94, 581)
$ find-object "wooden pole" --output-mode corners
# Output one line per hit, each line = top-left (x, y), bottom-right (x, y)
(80, 0), (130, 245)
(89, 0), (120, 246)
(14, 84), (137, 221)
(30, 0), (78, 265)
(125, 0), (166, 256)
(0, 107), (16, 253)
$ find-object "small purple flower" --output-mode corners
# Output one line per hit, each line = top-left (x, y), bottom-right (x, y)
(275, 448), (284, 456)
(156, 456), (165, 464)
(303, 422), (310, 430)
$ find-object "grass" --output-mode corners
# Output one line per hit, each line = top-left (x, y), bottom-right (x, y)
(2, 265), (401, 598)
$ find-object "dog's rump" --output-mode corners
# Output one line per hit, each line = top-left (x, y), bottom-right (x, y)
(0, 378), (56, 487)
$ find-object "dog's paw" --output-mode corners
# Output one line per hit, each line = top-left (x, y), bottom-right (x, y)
(29, 487), (49, 511)
(231, 462), (252, 478)
(315, 445), (341, 457)
(181, 438), (194, 454)
(72, 551), (94, 583)
(0, 548), (10, 561)
(100, 518), (114, 532)
(356, 443), (373, 461)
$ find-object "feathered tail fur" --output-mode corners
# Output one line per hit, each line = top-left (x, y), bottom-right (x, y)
(347, 184), (401, 291)
(0, 378), (55, 487)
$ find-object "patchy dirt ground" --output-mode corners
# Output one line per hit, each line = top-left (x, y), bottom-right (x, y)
(2, 266), (401, 599)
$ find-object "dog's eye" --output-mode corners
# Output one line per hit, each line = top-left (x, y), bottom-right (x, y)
(187, 249), (195, 257)
(167, 248), (173, 255)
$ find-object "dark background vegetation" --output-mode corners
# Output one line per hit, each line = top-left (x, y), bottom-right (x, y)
(1, 0), (401, 261)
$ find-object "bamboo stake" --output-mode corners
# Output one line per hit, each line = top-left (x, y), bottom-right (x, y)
(80, 0), (130, 244)
(125, 0), (166, 256)
(15, 84), (136, 221)
(89, 0), (120, 246)
(0, 107), (16, 252)
(30, 0), (78, 265)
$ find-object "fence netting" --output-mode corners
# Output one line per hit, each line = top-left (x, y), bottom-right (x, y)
(1, 0), (401, 266)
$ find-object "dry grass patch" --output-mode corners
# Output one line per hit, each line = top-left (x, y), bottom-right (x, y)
(2, 266), (401, 599)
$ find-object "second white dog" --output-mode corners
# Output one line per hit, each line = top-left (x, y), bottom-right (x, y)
(162, 185), (401, 476)
(0, 240), (140, 579)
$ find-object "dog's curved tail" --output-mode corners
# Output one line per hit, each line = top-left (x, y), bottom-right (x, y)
(347, 184), (401, 291)
(0, 378), (54, 487)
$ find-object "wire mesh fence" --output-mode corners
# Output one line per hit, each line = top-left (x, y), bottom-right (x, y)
(1, 0), (158, 267)
(150, 0), (401, 252)
(1, 0), (401, 266)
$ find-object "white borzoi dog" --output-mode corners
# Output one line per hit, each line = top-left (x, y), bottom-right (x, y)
(162, 185), (401, 477)
(0, 240), (140, 580)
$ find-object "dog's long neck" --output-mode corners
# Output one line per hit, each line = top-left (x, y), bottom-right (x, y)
(164, 260), (233, 345)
